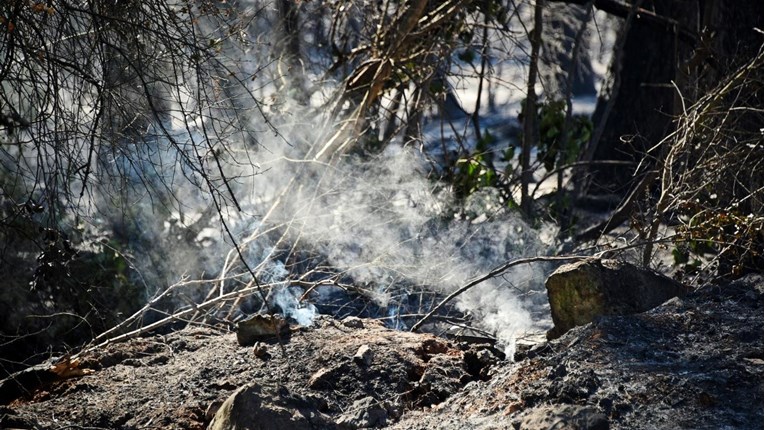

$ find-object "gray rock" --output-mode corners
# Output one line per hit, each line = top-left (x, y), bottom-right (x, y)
(208, 383), (332, 430)
(545, 259), (687, 339)
(517, 404), (608, 430)
(336, 396), (388, 429)
(341, 316), (365, 329)
(353, 345), (374, 366)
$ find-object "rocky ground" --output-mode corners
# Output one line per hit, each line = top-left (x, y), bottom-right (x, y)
(1, 274), (762, 429)
(394, 274), (764, 429)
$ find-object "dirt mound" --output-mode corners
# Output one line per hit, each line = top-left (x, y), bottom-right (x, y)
(0, 316), (499, 429)
(1, 276), (762, 429)
(392, 274), (764, 429)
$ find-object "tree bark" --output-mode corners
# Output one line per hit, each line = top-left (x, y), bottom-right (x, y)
(521, 0), (544, 218)
(577, 0), (762, 195)
(584, 0), (690, 194)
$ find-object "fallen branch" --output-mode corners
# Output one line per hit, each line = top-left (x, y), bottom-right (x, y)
(73, 279), (286, 359)
(91, 274), (250, 348)
(410, 255), (593, 332)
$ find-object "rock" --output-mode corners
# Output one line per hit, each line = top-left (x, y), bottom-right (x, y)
(336, 396), (388, 429)
(517, 404), (609, 430)
(252, 342), (269, 359)
(208, 383), (332, 430)
(353, 345), (373, 366)
(236, 314), (289, 346)
(341, 316), (365, 329)
(545, 259), (687, 339)
(205, 399), (223, 421)
(307, 367), (334, 390)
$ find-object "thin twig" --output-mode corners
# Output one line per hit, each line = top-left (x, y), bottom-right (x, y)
(410, 255), (591, 332)
(73, 280), (284, 358)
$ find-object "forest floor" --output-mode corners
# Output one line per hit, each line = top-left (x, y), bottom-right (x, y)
(1, 274), (762, 429)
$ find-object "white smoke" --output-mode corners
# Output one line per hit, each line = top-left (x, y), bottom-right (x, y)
(234, 137), (554, 354)
(106, 95), (556, 352)
(10, 1), (563, 355)
(273, 286), (318, 327)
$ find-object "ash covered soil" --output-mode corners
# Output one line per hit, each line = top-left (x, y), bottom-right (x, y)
(1, 276), (762, 429)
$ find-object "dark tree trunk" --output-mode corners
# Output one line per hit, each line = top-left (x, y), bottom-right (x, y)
(277, 0), (309, 104)
(585, 0), (690, 193)
(583, 0), (763, 194)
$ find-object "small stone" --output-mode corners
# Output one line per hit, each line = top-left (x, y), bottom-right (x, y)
(341, 316), (365, 329)
(353, 345), (373, 366)
(308, 367), (333, 390)
(252, 342), (269, 359)
(236, 314), (289, 346)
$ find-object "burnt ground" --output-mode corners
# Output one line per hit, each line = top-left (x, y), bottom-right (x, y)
(394, 275), (764, 429)
(1, 275), (763, 429)
(0, 316), (498, 429)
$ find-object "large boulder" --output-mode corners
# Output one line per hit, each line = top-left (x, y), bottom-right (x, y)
(208, 383), (333, 430)
(545, 258), (687, 339)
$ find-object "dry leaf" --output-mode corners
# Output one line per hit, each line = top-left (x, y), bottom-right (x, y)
(50, 357), (95, 379)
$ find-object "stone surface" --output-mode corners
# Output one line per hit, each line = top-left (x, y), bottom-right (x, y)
(545, 258), (687, 339)
(236, 314), (289, 346)
(353, 344), (374, 366)
(336, 396), (389, 429)
(341, 316), (365, 329)
(208, 383), (333, 430)
(517, 404), (609, 430)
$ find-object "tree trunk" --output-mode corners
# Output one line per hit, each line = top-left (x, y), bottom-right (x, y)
(277, 0), (308, 104)
(585, 0), (688, 194)
(540, 3), (596, 97)
(521, 0), (544, 218)
(582, 0), (763, 195)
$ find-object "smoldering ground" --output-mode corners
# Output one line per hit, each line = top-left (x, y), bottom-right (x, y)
(0, 1), (565, 360)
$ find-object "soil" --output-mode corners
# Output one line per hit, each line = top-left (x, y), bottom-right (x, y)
(1, 275), (762, 429)
(0, 316), (500, 429)
(393, 274), (764, 429)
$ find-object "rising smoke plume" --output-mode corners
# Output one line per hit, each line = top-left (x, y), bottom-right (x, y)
(1, 1), (563, 359)
(119, 2), (557, 358)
